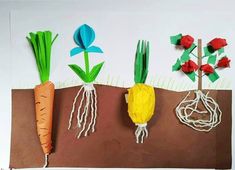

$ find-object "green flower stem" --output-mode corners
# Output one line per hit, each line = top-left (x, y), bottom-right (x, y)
(84, 51), (90, 75)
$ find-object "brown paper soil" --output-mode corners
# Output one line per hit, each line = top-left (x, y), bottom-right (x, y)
(10, 85), (232, 169)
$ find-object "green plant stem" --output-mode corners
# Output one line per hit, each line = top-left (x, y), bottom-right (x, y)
(84, 51), (90, 75)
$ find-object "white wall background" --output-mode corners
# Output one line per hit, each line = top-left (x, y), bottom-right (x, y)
(10, 9), (234, 90)
(0, 0), (234, 169)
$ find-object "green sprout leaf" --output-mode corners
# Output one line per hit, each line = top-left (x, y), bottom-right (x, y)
(69, 64), (88, 82)
(186, 72), (196, 82)
(208, 71), (219, 82)
(27, 31), (58, 84)
(207, 55), (216, 65)
(134, 40), (149, 84)
(141, 41), (149, 83)
(203, 46), (214, 56)
(180, 52), (190, 63)
(170, 34), (182, 45)
(218, 48), (224, 55)
(172, 58), (181, 71)
(179, 43), (196, 63)
(89, 62), (104, 82)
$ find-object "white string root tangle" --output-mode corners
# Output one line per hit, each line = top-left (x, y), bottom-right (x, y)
(176, 90), (222, 132)
(135, 123), (148, 143)
(68, 84), (98, 138)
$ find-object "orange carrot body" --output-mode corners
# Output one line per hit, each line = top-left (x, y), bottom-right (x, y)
(34, 81), (54, 154)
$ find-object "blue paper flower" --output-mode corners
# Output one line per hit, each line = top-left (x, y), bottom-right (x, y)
(70, 24), (103, 56)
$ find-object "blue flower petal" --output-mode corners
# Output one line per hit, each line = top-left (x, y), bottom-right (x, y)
(73, 28), (84, 48)
(86, 46), (103, 53)
(79, 24), (95, 48)
(70, 47), (84, 56)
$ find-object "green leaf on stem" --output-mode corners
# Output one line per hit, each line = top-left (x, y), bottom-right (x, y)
(208, 71), (219, 82)
(180, 52), (190, 63)
(170, 34), (182, 45)
(69, 64), (89, 82)
(180, 43), (196, 63)
(218, 48), (224, 55)
(172, 58), (181, 71)
(186, 72), (196, 82)
(203, 46), (214, 56)
(89, 62), (104, 82)
(207, 55), (216, 64)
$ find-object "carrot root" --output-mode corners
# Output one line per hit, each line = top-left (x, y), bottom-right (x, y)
(68, 84), (98, 138)
(34, 81), (54, 156)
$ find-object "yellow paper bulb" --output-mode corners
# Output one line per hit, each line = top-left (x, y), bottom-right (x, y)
(127, 83), (155, 124)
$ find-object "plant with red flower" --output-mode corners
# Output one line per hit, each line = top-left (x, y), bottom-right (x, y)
(181, 60), (198, 73)
(200, 64), (214, 74)
(217, 57), (231, 68)
(209, 38), (227, 50)
(171, 34), (231, 83)
(180, 35), (194, 49)
(170, 35), (232, 132)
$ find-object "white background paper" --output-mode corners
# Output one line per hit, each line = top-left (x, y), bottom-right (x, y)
(10, 10), (234, 90)
(0, 0), (234, 169)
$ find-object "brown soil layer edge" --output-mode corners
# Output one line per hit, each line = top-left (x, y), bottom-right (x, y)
(10, 85), (232, 168)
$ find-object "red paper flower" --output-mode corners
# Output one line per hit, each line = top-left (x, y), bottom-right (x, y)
(217, 57), (231, 68)
(181, 60), (198, 73)
(180, 35), (194, 49)
(209, 38), (227, 50)
(200, 64), (214, 74)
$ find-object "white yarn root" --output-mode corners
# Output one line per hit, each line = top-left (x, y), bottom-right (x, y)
(135, 123), (148, 143)
(176, 90), (222, 132)
(68, 84), (98, 138)
(43, 154), (49, 168)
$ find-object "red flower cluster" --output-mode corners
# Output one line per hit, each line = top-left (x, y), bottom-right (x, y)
(180, 35), (194, 49)
(200, 64), (214, 74)
(181, 60), (198, 73)
(209, 38), (227, 50)
(217, 57), (231, 68)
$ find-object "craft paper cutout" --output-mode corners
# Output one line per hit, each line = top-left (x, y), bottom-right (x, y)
(70, 24), (103, 56)
(68, 24), (104, 139)
(26, 31), (58, 167)
(170, 34), (231, 131)
(127, 40), (155, 143)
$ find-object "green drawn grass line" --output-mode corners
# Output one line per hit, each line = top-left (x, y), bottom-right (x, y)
(13, 75), (232, 91)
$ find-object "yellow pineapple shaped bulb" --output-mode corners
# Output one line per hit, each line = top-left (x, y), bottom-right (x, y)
(127, 40), (156, 143)
(128, 84), (155, 143)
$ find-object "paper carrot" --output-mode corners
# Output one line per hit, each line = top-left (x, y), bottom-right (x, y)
(127, 40), (155, 143)
(27, 31), (58, 167)
(68, 24), (104, 139)
(170, 34), (231, 131)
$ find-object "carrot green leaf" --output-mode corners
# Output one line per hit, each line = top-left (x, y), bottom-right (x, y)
(27, 31), (58, 84)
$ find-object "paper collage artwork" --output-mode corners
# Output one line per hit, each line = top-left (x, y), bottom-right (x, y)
(27, 31), (58, 167)
(170, 34), (231, 132)
(8, 10), (232, 170)
(68, 24), (104, 139)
